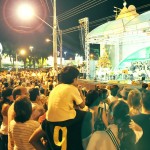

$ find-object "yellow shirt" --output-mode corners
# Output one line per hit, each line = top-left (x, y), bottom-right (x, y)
(46, 84), (83, 122)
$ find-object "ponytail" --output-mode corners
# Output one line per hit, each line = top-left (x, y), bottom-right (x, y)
(113, 101), (136, 150)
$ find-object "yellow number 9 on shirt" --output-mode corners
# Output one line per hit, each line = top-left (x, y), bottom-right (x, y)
(53, 126), (67, 150)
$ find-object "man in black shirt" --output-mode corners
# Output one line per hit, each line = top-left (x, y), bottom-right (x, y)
(132, 90), (150, 150)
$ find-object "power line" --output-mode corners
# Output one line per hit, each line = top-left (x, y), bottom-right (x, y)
(58, 0), (108, 22)
(58, 0), (97, 18)
(43, 2), (150, 37)
(63, 29), (80, 35)
(63, 26), (79, 33)
(58, 0), (107, 22)
(62, 4), (150, 34)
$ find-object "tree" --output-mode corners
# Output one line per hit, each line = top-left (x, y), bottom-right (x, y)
(2, 41), (17, 68)
(97, 49), (111, 68)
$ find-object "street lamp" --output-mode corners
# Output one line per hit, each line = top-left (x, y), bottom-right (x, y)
(16, 49), (26, 74)
(45, 38), (51, 43)
(16, 1), (58, 71)
(29, 46), (34, 52)
(64, 51), (67, 58)
(17, 3), (34, 21)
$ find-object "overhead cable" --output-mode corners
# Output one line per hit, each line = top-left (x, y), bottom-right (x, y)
(58, 0), (108, 22)
(58, 0), (97, 19)
(62, 4), (150, 34)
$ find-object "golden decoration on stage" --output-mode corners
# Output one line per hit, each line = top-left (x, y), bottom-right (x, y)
(97, 50), (111, 68)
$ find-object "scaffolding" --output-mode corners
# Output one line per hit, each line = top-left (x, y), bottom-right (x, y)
(79, 17), (90, 78)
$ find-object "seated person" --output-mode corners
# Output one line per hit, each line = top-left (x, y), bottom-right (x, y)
(29, 66), (92, 150)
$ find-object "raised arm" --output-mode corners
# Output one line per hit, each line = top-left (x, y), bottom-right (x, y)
(29, 126), (48, 150)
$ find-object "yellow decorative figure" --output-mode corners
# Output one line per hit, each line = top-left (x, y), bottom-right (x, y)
(54, 126), (67, 150)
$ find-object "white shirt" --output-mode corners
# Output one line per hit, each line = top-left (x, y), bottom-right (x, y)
(87, 124), (119, 150)
(87, 124), (143, 150)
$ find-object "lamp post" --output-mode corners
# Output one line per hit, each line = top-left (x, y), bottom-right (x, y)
(0, 43), (3, 69)
(17, 1), (58, 71)
(53, 0), (57, 71)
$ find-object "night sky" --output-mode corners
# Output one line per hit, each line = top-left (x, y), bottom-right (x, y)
(0, 0), (149, 59)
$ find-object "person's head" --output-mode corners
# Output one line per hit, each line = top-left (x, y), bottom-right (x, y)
(113, 100), (130, 124)
(142, 83), (148, 89)
(141, 90), (150, 111)
(40, 88), (45, 94)
(2, 87), (14, 103)
(107, 100), (130, 125)
(110, 85), (119, 97)
(14, 95), (32, 123)
(12, 86), (28, 100)
(98, 88), (108, 102)
(59, 66), (80, 84)
(120, 86), (132, 100)
(86, 90), (100, 107)
(29, 88), (40, 102)
(113, 100), (136, 150)
(128, 89), (141, 108)
(95, 85), (100, 90)
(3, 82), (9, 88)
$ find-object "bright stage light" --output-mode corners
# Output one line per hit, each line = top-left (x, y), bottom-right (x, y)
(17, 3), (34, 20)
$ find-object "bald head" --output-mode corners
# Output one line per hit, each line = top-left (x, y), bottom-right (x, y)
(12, 86), (28, 100)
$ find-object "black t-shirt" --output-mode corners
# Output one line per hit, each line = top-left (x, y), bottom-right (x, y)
(132, 114), (150, 150)
(42, 110), (92, 150)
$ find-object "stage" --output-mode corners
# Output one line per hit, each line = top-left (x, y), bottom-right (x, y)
(78, 79), (143, 91)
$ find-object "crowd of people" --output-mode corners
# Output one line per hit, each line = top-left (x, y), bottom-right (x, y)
(0, 66), (150, 150)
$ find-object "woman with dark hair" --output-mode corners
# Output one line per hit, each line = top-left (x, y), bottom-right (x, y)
(85, 89), (108, 131)
(8, 96), (40, 150)
(113, 101), (136, 150)
(87, 100), (142, 150)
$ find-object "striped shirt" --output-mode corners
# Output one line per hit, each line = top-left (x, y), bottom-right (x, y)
(8, 120), (40, 150)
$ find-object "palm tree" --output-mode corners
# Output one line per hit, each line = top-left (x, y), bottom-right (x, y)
(1, 41), (17, 68)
